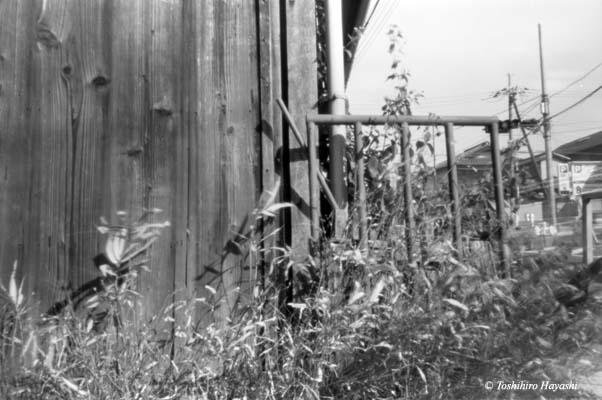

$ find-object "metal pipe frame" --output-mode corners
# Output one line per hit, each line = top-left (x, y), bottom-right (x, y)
(489, 121), (509, 276)
(583, 197), (594, 264)
(307, 120), (319, 240)
(401, 123), (415, 262)
(308, 114), (498, 127)
(305, 113), (505, 270)
(444, 123), (462, 254)
(354, 122), (368, 246)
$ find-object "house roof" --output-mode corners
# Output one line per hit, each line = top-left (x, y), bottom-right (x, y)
(554, 130), (602, 161)
(435, 142), (571, 172)
(435, 141), (508, 171)
(515, 151), (570, 166)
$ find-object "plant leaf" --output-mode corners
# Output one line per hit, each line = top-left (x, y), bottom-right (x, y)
(443, 298), (469, 312)
(9, 261), (23, 307)
(261, 202), (292, 216)
(369, 277), (386, 304)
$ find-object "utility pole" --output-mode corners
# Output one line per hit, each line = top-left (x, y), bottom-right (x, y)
(507, 74), (516, 217)
(538, 23), (557, 226)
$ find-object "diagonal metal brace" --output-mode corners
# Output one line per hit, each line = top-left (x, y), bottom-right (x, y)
(277, 99), (338, 210)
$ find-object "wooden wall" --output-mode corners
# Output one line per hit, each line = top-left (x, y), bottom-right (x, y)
(0, 0), (318, 322)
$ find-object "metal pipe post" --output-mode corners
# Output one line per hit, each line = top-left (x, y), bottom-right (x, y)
(444, 122), (462, 254)
(354, 122), (367, 246)
(489, 122), (508, 275)
(307, 120), (319, 240)
(583, 197), (593, 264)
(325, 0), (348, 236)
(401, 123), (414, 262)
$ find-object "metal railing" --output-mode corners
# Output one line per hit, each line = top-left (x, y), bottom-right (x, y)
(277, 100), (508, 272)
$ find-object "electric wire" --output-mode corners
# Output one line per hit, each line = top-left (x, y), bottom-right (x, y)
(549, 59), (602, 98)
(494, 94), (540, 116)
(492, 61), (602, 117)
(362, 0), (381, 30)
(354, 1), (397, 61)
(508, 83), (602, 160)
(513, 61), (602, 119)
(548, 83), (602, 121)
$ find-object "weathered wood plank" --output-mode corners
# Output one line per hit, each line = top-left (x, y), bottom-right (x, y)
(0, 1), (39, 295)
(258, 0), (283, 195)
(284, 0), (319, 255)
(192, 0), (260, 325)
(25, 0), (75, 307)
(176, 0), (198, 321)
(194, 0), (221, 324)
(138, 0), (183, 316)
(257, 0), (284, 288)
(67, 0), (113, 296)
(107, 0), (146, 220)
(222, 0), (260, 312)
(108, 0), (158, 316)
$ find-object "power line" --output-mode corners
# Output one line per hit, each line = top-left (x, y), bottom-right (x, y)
(510, 82), (602, 152)
(362, 0), (381, 29)
(517, 61), (602, 117)
(354, 0), (397, 61)
(520, 100), (540, 117)
(548, 83), (602, 121)
(493, 60), (602, 116)
(549, 59), (602, 98)
(494, 94), (539, 116)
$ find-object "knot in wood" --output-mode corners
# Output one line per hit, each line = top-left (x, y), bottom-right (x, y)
(36, 25), (61, 48)
(91, 75), (110, 87)
(152, 96), (174, 116)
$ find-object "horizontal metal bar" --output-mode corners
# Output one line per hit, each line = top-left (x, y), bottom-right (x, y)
(307, 114), (499, 127)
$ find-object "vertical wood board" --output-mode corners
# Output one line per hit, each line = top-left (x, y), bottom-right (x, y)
(284, 0), (319, 256)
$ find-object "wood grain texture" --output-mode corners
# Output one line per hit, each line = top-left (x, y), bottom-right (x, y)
(176, 0), (199, 326)
(108, 0), (146, 226)
(32, 0), (75, 308)
(284, 0), (319, 255)
(192, 0), (260, 325)
(137, 0), (182, 316)
(107, 0), (158, 317)
(0, 0), (39, 296)
(0, 0), (313, 324)
(257, 0), (283, 290)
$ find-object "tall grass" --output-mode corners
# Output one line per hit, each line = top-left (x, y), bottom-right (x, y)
(1, 216), (599, 399)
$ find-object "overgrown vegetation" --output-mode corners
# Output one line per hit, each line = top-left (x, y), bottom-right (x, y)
(2, 211), (601, 399)
(2, 20), (602, 400)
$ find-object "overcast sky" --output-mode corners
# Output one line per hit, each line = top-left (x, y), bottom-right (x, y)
(347, 0), (602, 160)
